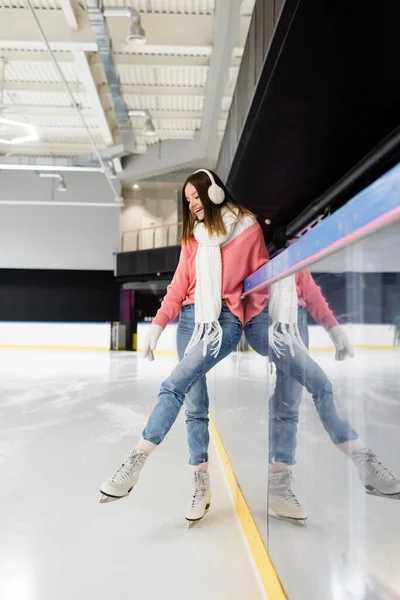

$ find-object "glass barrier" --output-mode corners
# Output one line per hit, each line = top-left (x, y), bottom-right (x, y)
(121, 222), (182, 252)
(264, 220), (400, 599)
(209, 217), (400, 598)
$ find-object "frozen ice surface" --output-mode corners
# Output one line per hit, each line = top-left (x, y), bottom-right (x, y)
(0, 349), (266, 600)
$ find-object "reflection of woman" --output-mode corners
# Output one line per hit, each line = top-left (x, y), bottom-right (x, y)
(244, 270), (400, 523)
(99, 170), (268, 526)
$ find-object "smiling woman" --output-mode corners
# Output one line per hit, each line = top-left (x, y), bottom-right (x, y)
(99, 168), (269, 528)
(181, 169), (254, 244)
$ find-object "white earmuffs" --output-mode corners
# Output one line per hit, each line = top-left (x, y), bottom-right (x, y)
(193, 169), (225, 205)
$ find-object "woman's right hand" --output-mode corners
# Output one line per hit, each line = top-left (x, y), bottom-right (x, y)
(327, 325), (355, 361)
(142, 324), (163, 362)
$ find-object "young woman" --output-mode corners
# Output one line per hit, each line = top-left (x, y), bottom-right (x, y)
(99, 169), (268, 525)
(244, 270), (400, 523)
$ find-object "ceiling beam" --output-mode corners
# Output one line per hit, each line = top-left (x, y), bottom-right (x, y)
(0, 9), (96, 52)
(0, 200), (123, 207)
(200, 0), (242, 157)
(120, 85), (208, 96)
(0, 49), (241, 65)
(0, 105), (223, 121)
(0, 104), (93, 116)
(115, 45), (213, 58)
(73, 51), (114, 146)
(3, 82), (87, 94)
(59, 0), (79, 30)
(33, 127), (196, 140)
(0, 104), (227, 121)
(3, 143), (102, 154)
(0, 50), (76, 63)
(112, 55), (211, 67)
(3, 82), (210, 98)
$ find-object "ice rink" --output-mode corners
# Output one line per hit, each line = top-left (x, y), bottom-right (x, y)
(1, 344), (399, 600)
(0, 349), (266, 600)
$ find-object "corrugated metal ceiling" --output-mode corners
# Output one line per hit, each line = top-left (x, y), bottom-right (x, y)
(0, 0), (254, 159)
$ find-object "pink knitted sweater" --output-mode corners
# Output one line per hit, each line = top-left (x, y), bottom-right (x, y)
(153, 220), (338, 330)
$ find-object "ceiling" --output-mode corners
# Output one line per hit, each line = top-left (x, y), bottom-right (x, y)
(0, 0), (255, 178)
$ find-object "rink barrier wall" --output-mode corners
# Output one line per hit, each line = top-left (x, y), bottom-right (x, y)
(209, 414), (287, 600)
(243, 161), (400, 295)
(2, 321), (394, 353)
(0, 322), (111, 350)
(137, 323), (395, 354)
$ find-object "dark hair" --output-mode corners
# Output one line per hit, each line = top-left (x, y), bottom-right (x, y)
(181, 170), (254, 244)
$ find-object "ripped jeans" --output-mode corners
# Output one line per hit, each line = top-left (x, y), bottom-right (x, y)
(142, 302), (242, 465)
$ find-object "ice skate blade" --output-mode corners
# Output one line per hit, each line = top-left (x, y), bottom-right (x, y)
(269, 512), (307, 527)
(186, 504), (210, 529)
(99, 487), (133, 504)
(365, 486), (400, 500)
(187, 519), (202, 529)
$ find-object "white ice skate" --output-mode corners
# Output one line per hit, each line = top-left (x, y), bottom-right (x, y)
(99, 448), (147, 504)
(351, 448), (400, 499)
(185, 472), (211, 528)
(268, 470), (307, 526)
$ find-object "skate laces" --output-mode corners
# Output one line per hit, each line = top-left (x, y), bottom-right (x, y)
(271, 471), (301, 507)
(110, 450), (146, 485)
(191, 473), (209, 507)
(355, 449), (396, 483)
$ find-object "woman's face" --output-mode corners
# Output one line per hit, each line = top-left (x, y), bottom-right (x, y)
(185, 182), (204, 221)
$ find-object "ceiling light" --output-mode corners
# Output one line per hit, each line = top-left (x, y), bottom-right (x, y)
(0, 116), (38, 145)
(126, 18), (146, 45)
(133, 183), (140, 190)
(103, 8), (146, 45)
(143, 119), (156, 136)
(57, 180), (67, 192)
(128, 109), (156, 137)
(38, 172), (67, 192)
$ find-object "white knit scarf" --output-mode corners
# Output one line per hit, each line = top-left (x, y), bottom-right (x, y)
(269, 275), (307, 358)
(184, 206), (239, 358)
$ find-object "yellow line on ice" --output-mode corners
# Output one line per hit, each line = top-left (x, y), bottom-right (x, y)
(209, 414), (287, 600)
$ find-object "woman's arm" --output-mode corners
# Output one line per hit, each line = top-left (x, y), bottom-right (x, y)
(297, 269), (339, 328)
(152, 244), (191, 329)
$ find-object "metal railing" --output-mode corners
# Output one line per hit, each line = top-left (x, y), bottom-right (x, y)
(121, 222), (182, 252)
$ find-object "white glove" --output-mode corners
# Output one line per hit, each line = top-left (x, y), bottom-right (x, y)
(327, 325), (355, 361)
(142, 324), (163, 362)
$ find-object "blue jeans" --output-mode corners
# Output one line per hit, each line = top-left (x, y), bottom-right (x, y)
(142, 303), (242, 465)
(244, 307), (358, 465)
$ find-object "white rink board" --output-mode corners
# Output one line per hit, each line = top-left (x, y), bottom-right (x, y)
(137, 322), (393, 354)
(0, 322), (111, 350)
(137, 322), (178, 353)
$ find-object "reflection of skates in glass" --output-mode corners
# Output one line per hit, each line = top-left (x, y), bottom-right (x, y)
(351, 448), (400, 499)
(185, 472), (211, 529)
(268, 470), (307, 526)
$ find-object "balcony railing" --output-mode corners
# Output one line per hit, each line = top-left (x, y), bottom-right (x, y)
(121, 222), (182, 252)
